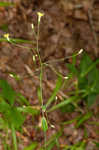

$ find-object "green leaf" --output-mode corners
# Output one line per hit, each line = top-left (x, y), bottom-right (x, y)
(47, 141), (56, 150)
(37, 87), (42, 105)
(17, 93), (30, 106)
(76, 112), (92, 128)
(0, 100), (25, 129)
(17, 106), (40, 116)
(87, 93), (97, 107)
(66, 63), (78, 76)
(23, 142), (38, 150)
(78, 76), (88, 90)
(45, 131), (62, 146)
(7, 107), (25, 129)
(46, 76), (63, 108)
(88, 68), (99, 93)
(0, 100), (10, 113)
(40, 131), (62, 150)
(11, 124), (17, 150)
(48, 96), (77, 112)
(0, 79), (16, 105)
(41, 117), (48, 132)
(0, 38), (33, 44)
(60, 103), (75, 113)
(0, 118), (7, 129)
(79, 52), (99, 78)
(94, 142), (99, 148)
(0, 24), (8, 31)
(0, 2), (14, 7)
(79, 52), (92, 78)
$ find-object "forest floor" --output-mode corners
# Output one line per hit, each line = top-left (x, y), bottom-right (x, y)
(0, 0), (99, 149)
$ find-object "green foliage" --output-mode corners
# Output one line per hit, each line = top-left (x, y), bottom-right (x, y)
(0, 37), (33, 44)
(46, 76), (63, 108)
(0, 79), (16, 105)
(40, 131), (62, 150)
(75, 112), (92, 128)
(66, 52), (99, 107)
(63, 141), (86, 150)
(41, 117), (48, 132)
(0, 80), (25, 129)
(0, 24), (8, 31)
(48, 96), (77, 112)
(23, 142), (38, 150)
(0, 2), (14, 7)
(0, 79), (39, 150)
(60, 103), (75, 113)
(17, 106), (40, 115)
(94, 142), (99, 148)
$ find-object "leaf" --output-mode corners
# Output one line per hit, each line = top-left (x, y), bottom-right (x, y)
(47, 141), (56, 150)
(76, 112), (92, 128)
(60, 103), (75, 113)
(37, 86), (42, 105)
(0, 99), (25, 129)
(48, 96), (77, 112)
(87, 93), (97, 107)
(0, 38), (33, 44)
(0, 24), (8, 31)
(78, 76), (88, 90)
(66, 63), (78, 76)
(0, 118), (7, 129)
(41, 117), (48, 132)
(7, 107), (25, 129)
(0, 79), (16, 105)
(88, 68), (99, 93)
(79, 53), (99, 78)
(0, 2), (14, 7)
(79, 52), (92, 78)
(23, 142), (38, 150)
(17, 93), (30, 106)
(46, 76), (63, 108)
(17, 106), (40, 116)
(11, 124), (17, 150)
(40, 131), (62, 150)
(94, 142), (99, 148)
(0, 100), (10, 113)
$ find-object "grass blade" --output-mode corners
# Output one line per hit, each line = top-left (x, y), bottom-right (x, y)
(11, 124), (17, 150)
(23, 142), (38, 150)
(0, 38), (33, 44)
(41, 117), (48, 132)
(47, 96), (78, 112)
(46, 76), (63, 108)
(76, 112), (92, 128)
(0, 2), (14, 7)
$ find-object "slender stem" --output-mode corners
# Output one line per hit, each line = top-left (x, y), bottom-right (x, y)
(11, 124), (17, 150)
(37, 21), (43, 108)
(37, 19), (47, 150)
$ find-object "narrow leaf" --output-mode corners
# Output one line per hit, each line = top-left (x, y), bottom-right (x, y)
(0, 2), (14, 7)
(76, 112), (92, 128)
(47, 96), (77, 112)
(41, 117), (48, 132)
(0, 38), (33, 44)
(0, 79), (16, 105)
(46, 76), (63, 108)
(23, 142), (38, 150)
